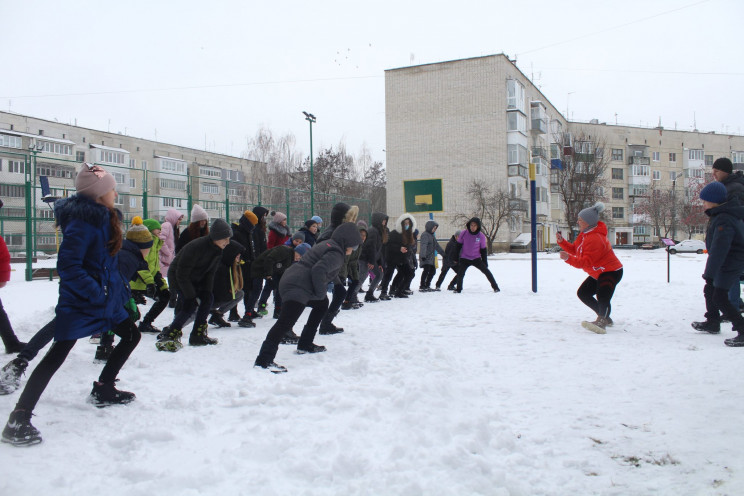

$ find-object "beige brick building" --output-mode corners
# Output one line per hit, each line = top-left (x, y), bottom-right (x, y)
(385, 54), (744, 249)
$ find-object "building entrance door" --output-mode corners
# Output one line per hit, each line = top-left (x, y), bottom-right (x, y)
(615, 232), (628, 245)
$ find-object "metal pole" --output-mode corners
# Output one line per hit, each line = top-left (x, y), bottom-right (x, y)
(309, 120), (314, 217)
(142, 169), (148, 220)
(530, 162), (537, 293)
(25, 153), (34, 281)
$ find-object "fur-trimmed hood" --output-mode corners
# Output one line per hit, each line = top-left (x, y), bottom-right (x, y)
(392, 213), (417, 234)
(54, 194), (110, 229)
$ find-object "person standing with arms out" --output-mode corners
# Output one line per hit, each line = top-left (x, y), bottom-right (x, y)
(454, 217), (500, 294)
(2, 163), (141, 446)
(557, 202), (623, 334)
(690, 182), (744, 346)
(0, 199), (26, 353)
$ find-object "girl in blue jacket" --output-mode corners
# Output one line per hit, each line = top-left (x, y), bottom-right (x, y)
(2, 163), (142, 446)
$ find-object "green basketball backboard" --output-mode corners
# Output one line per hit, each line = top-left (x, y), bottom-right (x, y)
(403, 179), (443, 213)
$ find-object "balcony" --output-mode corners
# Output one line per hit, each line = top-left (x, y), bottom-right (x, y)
(531, 146), (547, 159)
(628, 156), (650, 166)
(531, 118), (547, 134)
(508, 165), (528, 179)
(509, 198), (528, 212)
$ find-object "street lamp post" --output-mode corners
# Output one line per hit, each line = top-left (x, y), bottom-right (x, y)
(302, 111), (316, 216)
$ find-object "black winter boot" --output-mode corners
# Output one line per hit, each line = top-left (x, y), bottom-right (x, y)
(189, 323), (218, 346)
(296, 343), (327, 354)
(227, 308), (241, 322)
(94, 344), (114, 362)
(0, 358), (28, 395)
(138, 321), (161, 334)
(208, 312), (231, 328)
(1, 409), (41, 446)
(88, 380), (136, 408)
(238, 316), (256, 328)
(280, 330), (300, 345)
(319, 310), (344, 335)
(155, 327), (183, 352)
(691, 320), (721, 334)
(724, 332), (744, 347)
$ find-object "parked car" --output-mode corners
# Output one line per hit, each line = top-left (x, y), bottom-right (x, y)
(667, 239), (706, 254)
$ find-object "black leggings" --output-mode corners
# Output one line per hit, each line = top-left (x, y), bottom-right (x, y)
(420, 264), (436, 288)
(456, 258), (498, 291)
(15, 318), (141, 412)
(577, 269), (623, 319)
(255, 297), (329, 365)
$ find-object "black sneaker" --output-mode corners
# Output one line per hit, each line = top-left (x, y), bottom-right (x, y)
(319, 324), (344, 335)
(403, 289), (414, 296)
(393, 291), (409, 298)
(341, 302), (354, 310)
(208, 313), (232, 328)
(379, 292), (391, 301)
(364, 295), (380, 303)
(447, 286), (456, 291)
(1, 409), (41, 446)
(88, 381), (136, 408)
(724, 333), (744, 347)
(227, 309), (241, 322)
(238, 316), (257, 328)
(138, 321), (161, 334)
(254, 360), (288, 373)
(297, 343), (327, 354)
(248, 310), (262, 320)
(0, 358), (28, 395)
(155, 327), (183, 352)
(280, 331), (300, 344)
(189, 323), (218, 346)
(453, 289), (462, 293)
(691, 321), (721, 334)
(94, 344), (114, 362)
(433, 286), (442, 292)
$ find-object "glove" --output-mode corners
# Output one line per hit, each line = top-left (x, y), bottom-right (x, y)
(125, 297), (141, 322)
(132, 291), (147, 305)
(146, 284), (157, 299)
(154, 272), (168, 291)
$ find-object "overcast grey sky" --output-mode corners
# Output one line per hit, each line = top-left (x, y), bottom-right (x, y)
(2, 0), (741, 165)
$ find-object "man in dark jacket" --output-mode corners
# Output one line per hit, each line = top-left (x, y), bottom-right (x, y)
(157, 219), (233, 351)
(316, 202), (359, 334)
(361, 212), (388, 302)
(254, 223), (363, 373)
(711, 157), (744, 310)
(229, 210), (258, 326)
(691, 181), (744, 347)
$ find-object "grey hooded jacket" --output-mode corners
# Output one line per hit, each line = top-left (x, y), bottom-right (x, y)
(419, 220), (446, 266)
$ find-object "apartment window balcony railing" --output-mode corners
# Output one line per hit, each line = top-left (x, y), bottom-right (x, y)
(509, 198), (529, 212)
(531, 118), (547, 134)
(508, 165), (528, 179)
(628, 156), (650, 166)
(531, 146), (547, 159)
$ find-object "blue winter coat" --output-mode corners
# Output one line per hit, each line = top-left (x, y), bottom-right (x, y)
(703, 200), (744, 288)
(54, 195), (129, 340)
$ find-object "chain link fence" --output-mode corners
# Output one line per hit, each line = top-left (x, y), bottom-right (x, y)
(0, 150), (372, 280)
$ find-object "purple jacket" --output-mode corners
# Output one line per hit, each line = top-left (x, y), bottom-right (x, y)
(457, 218), (487, 260)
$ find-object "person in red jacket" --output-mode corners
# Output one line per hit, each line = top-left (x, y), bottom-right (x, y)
(0, 225), (26, 354)
(267, 212), (291, 249)
(557, 202), (623, 333)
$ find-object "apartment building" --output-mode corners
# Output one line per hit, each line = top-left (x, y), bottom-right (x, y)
(0, 111), (264, 253)
(384, 54), (744, 249)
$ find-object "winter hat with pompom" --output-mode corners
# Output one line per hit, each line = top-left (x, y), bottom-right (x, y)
(126, 216), (154, 248)
(273, 212), (287, 223)
(578, 202), (605, 230)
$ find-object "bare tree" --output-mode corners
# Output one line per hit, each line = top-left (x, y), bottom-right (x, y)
(634, 181), (678, 241)
(552, 129), (610, 238)
(678, 179), (707, 240)
(452, 180), (520, 253)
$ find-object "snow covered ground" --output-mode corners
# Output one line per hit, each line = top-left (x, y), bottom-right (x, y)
(1, 249), (743, 495)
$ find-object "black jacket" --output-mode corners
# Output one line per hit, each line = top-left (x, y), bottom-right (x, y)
(119, 239), (149, 284)
(168, 236), (223, 300)
(212, 240), (246, 304)
(250, 245), (295, 279)
(360, 212), (387, 266)
(722, 172), (744, 204)
(703, 200), (744, 287)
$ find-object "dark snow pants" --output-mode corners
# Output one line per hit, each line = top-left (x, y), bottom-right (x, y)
(705, 279), (744, 330)
(577, 268), (623, 320)
(455, 258), (498, 292)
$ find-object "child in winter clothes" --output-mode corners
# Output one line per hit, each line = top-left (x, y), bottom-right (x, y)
(418, 221), (447, 292)
(254, 223), (362, 373)
(454, 217), (500, 294)
(0, 229), (25, 353)
(207, 240), (247, 328)
(299, 219), (319, 246)
(380, 214), (416, 299)
(360, 213), (388, 302)
(2, 163), (141, 446)
(228, 210), (258, 326)
(159, 208), (183, 278)
(284, 231), (305, 247)
(129, 218), (170, 335)
(316, 202), (359, 334)
(690, 182), (744, 346)
(557, 202), (623, 333)
(435, 231), (461, 291)
(175, 204), (209, 253)
(249, 206), (270, 318)
(343, 221), (367, 309)
(249, 244), (297, 320)
(267, 212), (291, 248)
(156, 218), (233, 351)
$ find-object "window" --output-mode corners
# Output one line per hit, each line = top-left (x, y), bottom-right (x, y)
(669, 152), (677, 162)
(506, 112), (526, 133)
(112, 172), (127, 185)
(611, 168), (623, 180)
(0, 184), (25, 197)
(141, 160), (148, 170)
(652, 152), (660, 162)
(632, 165), (649, 176)
(669, 171), (680, 181)
(40, 141), (72, 156)
(630, 184), (648, 196)
(76, 151), (85, 162)
(163, 198), (183, 208)
(4, 234), (23, 246)
(199, 166), (221, 178)
(129, 197), (137, 208)
(160, 158), (185, 173)
(129, 178), (136, 188)
(37, 209), (55, 219)
(100, 150), (125, 164)
(129, 159), (136, 168)
(653, 170), (661, 180)
(2, 208), (25, 217)
(633, 226), (648, 235)
(611, 149), (624, 161)
(114, 194), (123, 206)
(37, 236), (57, 246)
(733, 152), (744, 164)
(201, 182), (219, 195)
(509, 216), (519, 232)
(8, 160), (24, 174)
(612, 187), (624, 200)
(506, 79), (525, 111)
(705, 155), (714, 166)
(160, 178), (187, 190)
(612, 207), (624, 219)
(550, 143), (561, 160)
(0, 134), (22, 148)
(688, 149), (703, 161)
(685, 168), (704, 179)
(508, 144), (528, 165)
